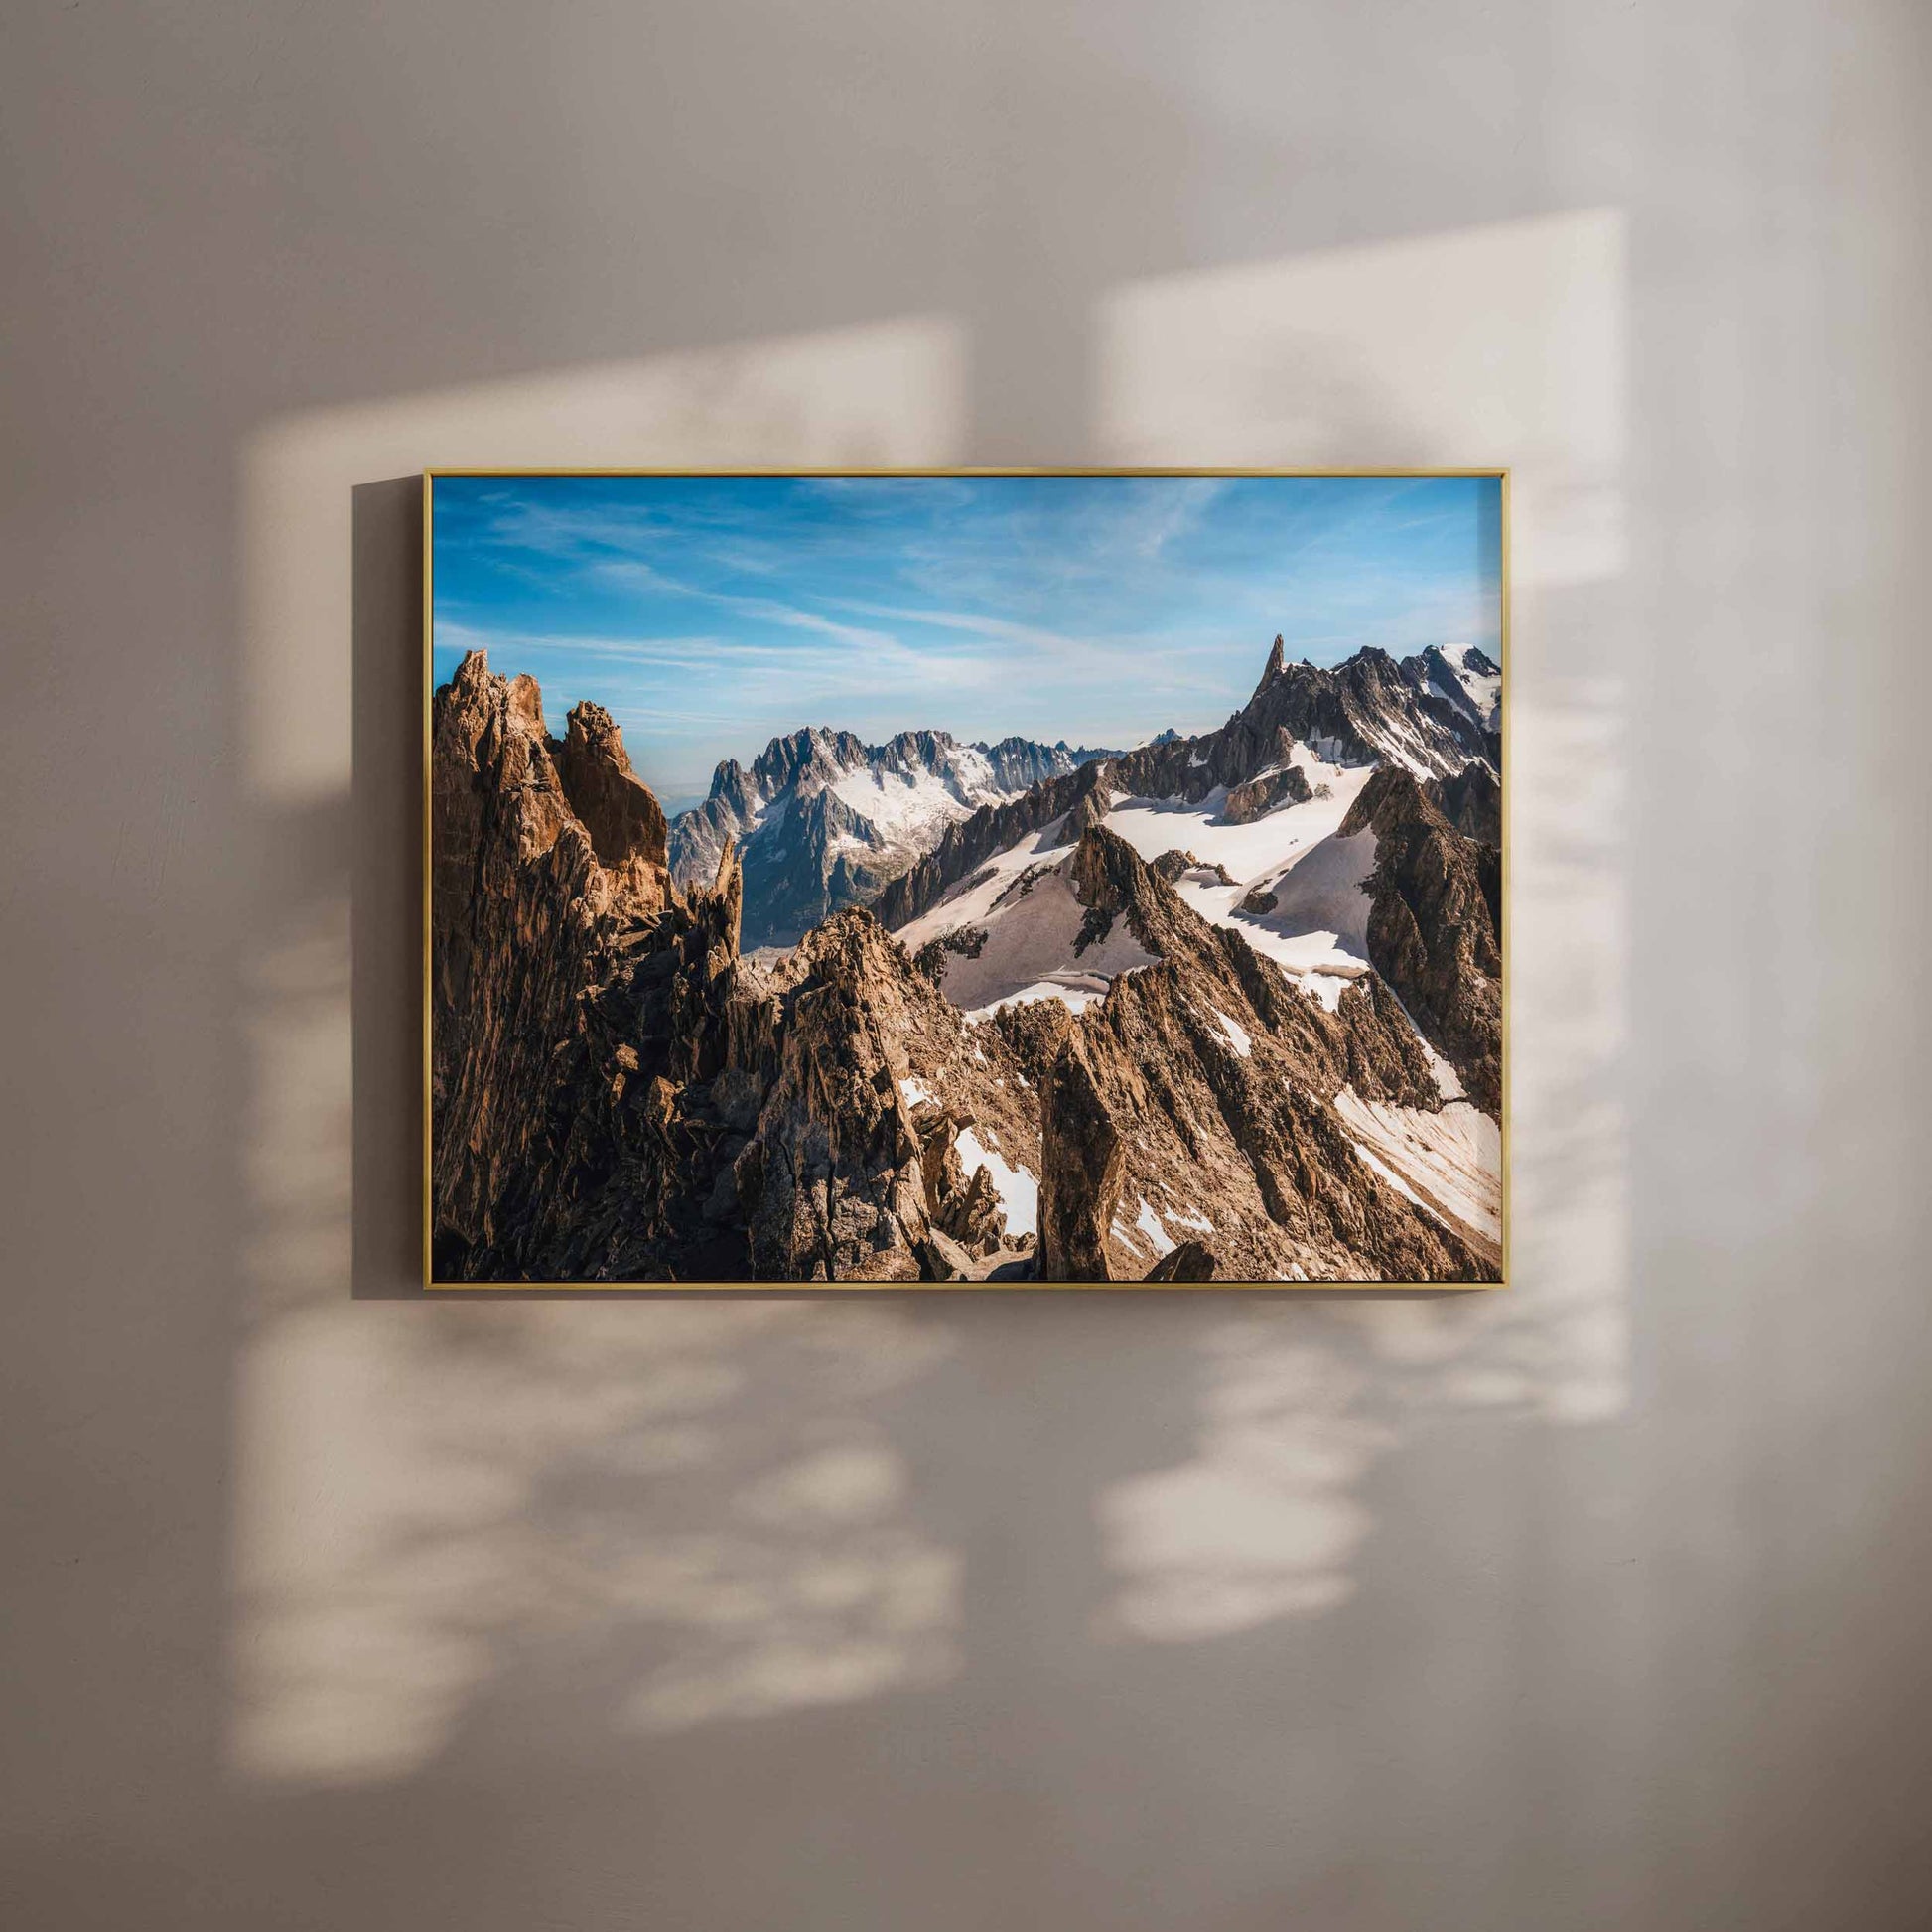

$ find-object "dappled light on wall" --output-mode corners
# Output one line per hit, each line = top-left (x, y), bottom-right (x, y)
(229, 319), (969, 1786)
(229, 1298), (962, 1781)
(1092, 211), (1630, 1639)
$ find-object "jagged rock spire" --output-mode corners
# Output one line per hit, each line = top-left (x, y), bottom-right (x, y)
(553, 700), (670, 871)
(1254, 633), (1287, 696)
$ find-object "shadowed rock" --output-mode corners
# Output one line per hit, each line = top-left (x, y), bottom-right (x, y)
(1152, 849), (1235, 886)
(1145, 1241), (1216, 1282)
(1429, 761), (1502, 845)
(1037, 1039), (1125, 1281)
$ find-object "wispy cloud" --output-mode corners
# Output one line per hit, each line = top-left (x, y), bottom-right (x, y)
(431, 472), (1500, 796)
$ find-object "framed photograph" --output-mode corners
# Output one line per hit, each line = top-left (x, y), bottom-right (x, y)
(425, 470), (1506, 1287)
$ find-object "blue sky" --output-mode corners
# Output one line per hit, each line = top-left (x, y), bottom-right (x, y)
(432, 473), (1501, 809)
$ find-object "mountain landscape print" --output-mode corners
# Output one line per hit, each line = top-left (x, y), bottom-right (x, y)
(427, 470), (1506, 1285)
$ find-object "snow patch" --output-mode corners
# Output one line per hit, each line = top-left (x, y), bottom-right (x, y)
(1350, 1141), (1425, 1208)
(893, 823), (1076, 949)
(828, 764), (977, 844)
(905, 849), (1157, 1018)
(1419, 1039), (1465, 1102)
(1208, 1007), (1253, 1058)
(1135, 1199), (1177, 1258)
(967, 980), (1105, 1019)
(1251, 828), (1376, 956)
(1102, 765), (1377, 1003)
(898, 1076), (932, 1108)
(955, 1129), (1037, 1237)
(1294, 967), (1362, 1013)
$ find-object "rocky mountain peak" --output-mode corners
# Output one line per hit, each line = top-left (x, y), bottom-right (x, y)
(1068, 823), (1172, 943)
(1255, 632), (1287, 695)
(1401, 642), (1502, 736)
(553, 699), (670, 872)
(1338, 760), (1433, 840)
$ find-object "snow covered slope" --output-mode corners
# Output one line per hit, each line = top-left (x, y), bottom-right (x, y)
(894, 750), (1384, 1018)
(1100, 747), (1378, 1007)
(893, 822), (1160, 1018)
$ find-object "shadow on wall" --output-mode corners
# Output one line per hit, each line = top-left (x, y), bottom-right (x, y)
(219, 212), (1634, 1918)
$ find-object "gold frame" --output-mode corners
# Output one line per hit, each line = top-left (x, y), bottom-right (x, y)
(422, 467), (1510, 1292)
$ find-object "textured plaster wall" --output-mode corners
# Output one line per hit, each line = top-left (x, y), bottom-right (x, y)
(3, 5), (1928, 1929)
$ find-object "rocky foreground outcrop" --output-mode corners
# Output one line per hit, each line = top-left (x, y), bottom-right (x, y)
(433, 652), (1040, 1282)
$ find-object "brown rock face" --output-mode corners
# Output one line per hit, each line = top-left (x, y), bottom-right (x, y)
(723, 906), (1046, 1280)
(1340, 766), (1502, 1116)
(552, 701), (671, 879)
(943, 1165), (1007, 1255)
(726, 913), (929, 1281)
(431, 652), (687, 1277)
(1151, 849), (1235, 887)
(1038, 1038), (1126, 1281)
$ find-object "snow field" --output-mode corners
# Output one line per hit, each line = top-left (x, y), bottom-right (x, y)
(954, 1127), (1038, 1238)
(1103, 762), (1379, 1000)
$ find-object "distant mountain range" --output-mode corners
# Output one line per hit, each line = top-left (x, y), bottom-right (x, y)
(667, 727), (1115, 948)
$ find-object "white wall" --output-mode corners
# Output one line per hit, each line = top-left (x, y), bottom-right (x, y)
(4, 5), (1928, 1928)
